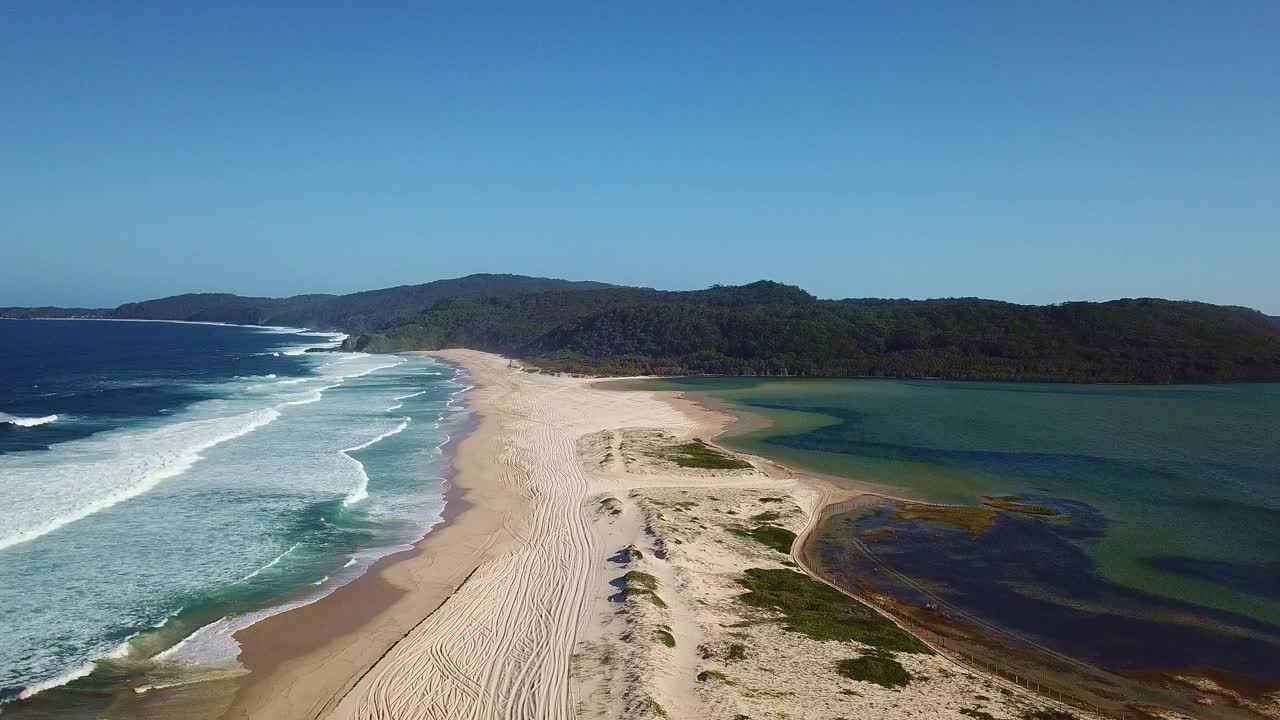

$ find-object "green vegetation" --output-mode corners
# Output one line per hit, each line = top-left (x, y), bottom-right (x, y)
(657, 440), (753, 470)
(895, 498), (1062, 536)
(836, 654), (911, 688)
(895, 503), (999, 536)
(726, 643), (748, 661)
(2, 274), (612, 333)
(622, 544), (644, 561)
(16, 276), (1280, 383)
(655, 628), (676, 648)
(621, 571), (668, 609)
(983, 495), (1060, 516)
(642, 697), (669, 718)
(961, 708), (997, 720)
(696, 669), (731, 683)
(736, 568), (931, 653)
(599, 497), (623, 516)
(348, 280), (1280, 383)
(730, 525), (798, 554)
(751, 511), (782, 522)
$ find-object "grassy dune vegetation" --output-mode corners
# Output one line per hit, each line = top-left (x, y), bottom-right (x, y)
(736, 568), (931, 654)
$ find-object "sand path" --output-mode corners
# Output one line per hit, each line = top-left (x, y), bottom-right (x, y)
(327, 351), (690, 720)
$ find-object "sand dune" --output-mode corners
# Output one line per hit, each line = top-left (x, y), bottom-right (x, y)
(327, 351), (693, 719)
(233, 350), (1090, 720)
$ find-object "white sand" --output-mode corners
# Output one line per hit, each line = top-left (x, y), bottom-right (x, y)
(265, 350), (1090, 720)
(327, 351), (697, 719)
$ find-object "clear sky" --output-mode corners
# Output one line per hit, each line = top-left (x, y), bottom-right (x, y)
(3, 3), (1277, 312)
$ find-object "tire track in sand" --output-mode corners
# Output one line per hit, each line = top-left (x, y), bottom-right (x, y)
(327, 354), (690, 720)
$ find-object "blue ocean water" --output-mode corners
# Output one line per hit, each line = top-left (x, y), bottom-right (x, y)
(0, 320), (467, 706)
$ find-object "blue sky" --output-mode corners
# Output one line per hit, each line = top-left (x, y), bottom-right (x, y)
(3, 3), (1277, 312)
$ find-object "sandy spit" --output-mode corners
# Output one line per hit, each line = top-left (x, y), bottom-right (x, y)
(225, 350), (1086, 720)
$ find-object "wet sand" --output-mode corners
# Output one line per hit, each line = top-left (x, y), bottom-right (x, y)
(222, 354), (528, 719)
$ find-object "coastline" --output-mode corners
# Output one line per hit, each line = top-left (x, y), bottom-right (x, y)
(645, 384), (1280, 719)
(178, 356), (1260, 720)
(115, 352), (1112, 720)
(0, 322), (405, 716)
(218, 353), (524, 720)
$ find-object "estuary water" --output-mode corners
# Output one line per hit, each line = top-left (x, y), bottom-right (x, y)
(645, 377), (1280, 688)
(0, 320), (468, 709)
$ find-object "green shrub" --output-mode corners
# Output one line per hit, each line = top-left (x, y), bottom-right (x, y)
(656, 629), (676, 647)
(622, 571), (668, 608)
(736, 569), (930, 653)
(836, 654), (911, 688)
(697, 669), (731, 683)
(661, 440), (753, 470)
(729, 525), (797, 554)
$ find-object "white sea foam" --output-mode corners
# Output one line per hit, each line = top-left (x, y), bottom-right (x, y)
(0, 407), (282, 552)
(156, 578), (353, 666)
(16, 662), (96, 700)
(236, 543), (301, 584)
(0, 412), (59, 427)
(0, 353), (404, 552)
(2, 349), (456, 699)
(340, 418), (411, 506)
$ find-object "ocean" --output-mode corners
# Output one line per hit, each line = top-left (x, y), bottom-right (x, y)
(643, 377), (1280, 694)
(0, 319), (468, 713)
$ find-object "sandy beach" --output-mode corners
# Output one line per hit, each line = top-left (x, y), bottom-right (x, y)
(224, 350), (1096, 720)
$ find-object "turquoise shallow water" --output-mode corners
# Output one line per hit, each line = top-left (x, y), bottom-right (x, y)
(644, 377), (1280, 672)
(0, 321), (468, 713)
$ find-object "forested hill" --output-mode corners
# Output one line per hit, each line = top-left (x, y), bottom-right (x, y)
(344, 281), (1280, 383)
(0, 275), (614, 332)
(6, 276), (1280, 382)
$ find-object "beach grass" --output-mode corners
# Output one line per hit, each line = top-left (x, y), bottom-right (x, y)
(697, 669), (732, 683)
(729, 525), (798, 555)
(659, 439), (754, 470)
(836, 653), (911, 688)
(736, 568), (931, 653)
(983, 495), (1060, 516)
(622, 570), (668, 608)
(655, 628), (676, 647)
(895, 503), (999, 535)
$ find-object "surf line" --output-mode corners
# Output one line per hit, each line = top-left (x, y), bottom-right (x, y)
(339, 418), (411, 506)
(0, 412), (59, 427)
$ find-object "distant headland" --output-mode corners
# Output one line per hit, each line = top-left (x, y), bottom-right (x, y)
(5, 273), (1280, 383)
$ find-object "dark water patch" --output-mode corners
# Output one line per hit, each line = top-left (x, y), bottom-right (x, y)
(817, 499), (1280, 683)
(1147, 557), (1280, 602)
(0, 320), (318, 455)
(897, 379), (1262, 402)
(750, 401), (1203, 493)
